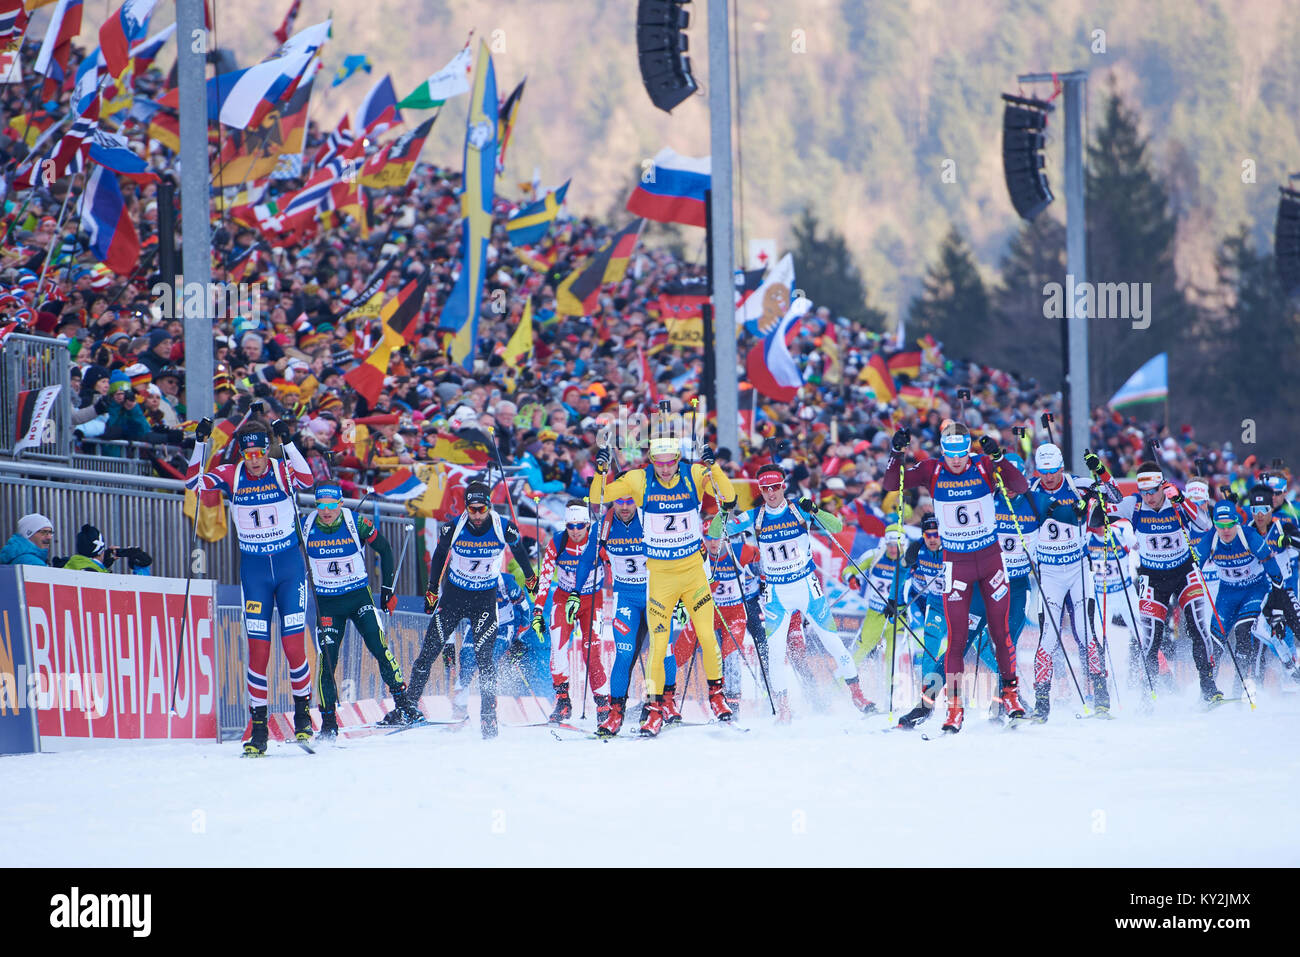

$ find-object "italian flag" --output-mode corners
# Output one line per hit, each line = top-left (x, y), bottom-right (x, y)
(399, 44), (472, 108)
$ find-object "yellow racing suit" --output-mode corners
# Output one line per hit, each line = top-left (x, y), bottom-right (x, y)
(590, 460), (735, 695)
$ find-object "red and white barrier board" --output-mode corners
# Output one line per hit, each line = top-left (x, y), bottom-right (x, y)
(19, 567), (219, 749)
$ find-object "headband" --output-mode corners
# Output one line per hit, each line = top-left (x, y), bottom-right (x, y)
(1136, 471), (1163, 491)
(565, 505), (589, 525)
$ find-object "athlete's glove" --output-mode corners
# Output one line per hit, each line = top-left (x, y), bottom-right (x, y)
(883, 598), (900, 621)
(271, 418), (293, 444)
(798, 496), (817, 516)
(891, 428), (910, 453)
(380, 585), (396, 612)
(424, 588), (439, 614)
(594, 445), (613, 474)
(194, 417), (214, 442)
(565, 593), (581, 624)
(1162, 481), (1184, 505)
(524, 573), (539, 596)
(531, 609), (546, 641)
(674, 603), (689, 629)
(1084, 450), (1103, 476)
(701, 445), (715, 466)
(1219, 486), (1238, 504)
(978, 435), (1003, 461)
(721, 497), (736, 513)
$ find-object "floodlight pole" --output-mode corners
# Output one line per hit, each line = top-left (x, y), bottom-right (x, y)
(708, 0), (738, 457)
(178, 0), (214, 419)
(1019, 70), (1087, 472)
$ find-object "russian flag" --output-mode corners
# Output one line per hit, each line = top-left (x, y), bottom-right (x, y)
(220, 19), (330, 130)
(358, 74), (402, 138)
(745, 296), (810, 403)
(87, 127), (160, 183)
(81, 166), (140, 276)
(626, 147), (710, 229)
(100, 0), (158, 79)
(373, 467), (427, 501)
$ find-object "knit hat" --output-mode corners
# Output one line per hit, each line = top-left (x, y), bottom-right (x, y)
(109, 370), (132, 394)
(148, 327), (173, 349)
(17, 513), (53, 539)
(75, 523), (107, 558)
(124, 362), (152, 390)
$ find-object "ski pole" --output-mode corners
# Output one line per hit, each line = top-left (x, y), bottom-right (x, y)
(688, 397), (776, 711)
(580, 496), (597, 721)
(170, 435), (209, 714)
(1147, 439), (1256, 710)
(993, 468), (1090, 712)
(1088, 476), (1157, 698)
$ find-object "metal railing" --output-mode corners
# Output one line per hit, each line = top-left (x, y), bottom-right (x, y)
(0, 334), (72, 460)
(0, 459), (431, 595)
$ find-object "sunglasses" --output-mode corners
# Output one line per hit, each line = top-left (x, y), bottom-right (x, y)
(566, 522), (588, 529)
(316, 498), (341, 507)
(1214, 520), (1238, 529)
(467, 505), (489, 515)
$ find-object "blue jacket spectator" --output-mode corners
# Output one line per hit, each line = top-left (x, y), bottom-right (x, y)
(0, 514), (53, 566)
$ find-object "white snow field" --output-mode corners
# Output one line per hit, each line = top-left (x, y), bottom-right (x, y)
(3, 687), (1298, 868)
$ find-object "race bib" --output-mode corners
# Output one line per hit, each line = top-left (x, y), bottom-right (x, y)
(760, 538), (805, 578)
(611, 552), (648, 587)
(235, 500), (295, 542)
(938, 494), (996, 544)
(644, 510), (697, 555)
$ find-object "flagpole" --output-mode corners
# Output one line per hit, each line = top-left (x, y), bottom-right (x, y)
(63, 169), (88, 289)
(36, 178), (75, 294)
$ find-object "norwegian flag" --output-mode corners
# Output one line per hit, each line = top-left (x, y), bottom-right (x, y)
(0, 0), (27, 48)
(312, 114), (355, 170)
(22, 99), (100, 186)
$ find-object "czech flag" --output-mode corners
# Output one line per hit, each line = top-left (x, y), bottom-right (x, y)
(99, 0), (158, 79)
(626, 147), (710, 228)
(81, 165), (140, 275)
(745, 297), (810, 403)
(358, 73), (402, 138)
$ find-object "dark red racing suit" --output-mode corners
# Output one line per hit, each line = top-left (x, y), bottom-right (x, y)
(885, 452), (1029, 691)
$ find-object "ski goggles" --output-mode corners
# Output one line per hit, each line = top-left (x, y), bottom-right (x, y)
(565, 505), (589, 526)
(1250, 505), (1272, 517)
(939, 434), (971, 457)
(1136, 471), (1164, 491)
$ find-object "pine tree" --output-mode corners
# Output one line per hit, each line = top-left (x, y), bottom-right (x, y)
(1085, 83), (1189, 402)
(906, 225), (990, 362)
(790, 207), (888, 329)
(1184, 226), (1300, 456)
(989, 215), (1068, 389)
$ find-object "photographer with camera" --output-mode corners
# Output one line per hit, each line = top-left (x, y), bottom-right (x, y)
(59, 525), (153, 574)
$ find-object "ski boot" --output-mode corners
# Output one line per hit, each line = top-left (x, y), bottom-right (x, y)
(1091, 673), (1111, 716)
(480, 702), (498, 740)
(292, 695), (313, 742)
(724, 693), (742, 720)
(638, 699), (665, 737)
(896, 700), (932, 729)
(1001, 676), (1027, 721)
(774, 690), (792, 725)
(243, 705), (268, 757)
(660, 685), (682, 724)
(379, 685), (424, 726)
(941, 694), (964, 734)
(1202, 683), (1226, 706)
(596, 698), (626, 738)
(318, 709), (338, 740)
(706, 678), (733, 721)
(593, 693), (611, 726)
(1031, 681), (1051, 724)
(846, 677), (877, 714)
(549, 682), (573, 723)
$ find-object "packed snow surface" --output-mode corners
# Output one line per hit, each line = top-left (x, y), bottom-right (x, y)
(5, 688), (1297, 868)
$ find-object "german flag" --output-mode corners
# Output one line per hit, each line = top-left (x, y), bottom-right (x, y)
(861, 354), (897, 402)
(898, 384), (938, 411)
(360, 116), (435, 189)
(556, 219), (642, 317)
(381, 273), (430, 346)
(211, 77), (315, 188)
(183, 418), (236, 542)
(886, 350), (921, 380)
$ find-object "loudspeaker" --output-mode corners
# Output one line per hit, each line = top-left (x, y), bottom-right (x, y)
(1001, 94), (1055, 221)
(637, 0), (697, 113)
(1276, 185), (1300, 296)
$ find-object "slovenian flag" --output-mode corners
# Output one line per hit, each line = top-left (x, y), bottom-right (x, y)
(373, 467), (427, 501)
(626, 148), (710, 229)
(220, 19), (330, 129)
(745, 297), (810, 403)
(81, 165), (140, 275)
(99, 0), (158, 79)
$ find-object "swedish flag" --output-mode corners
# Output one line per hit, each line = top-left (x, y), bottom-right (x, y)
(506, 180), (569, 247)
(438, 39), (498, 371)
